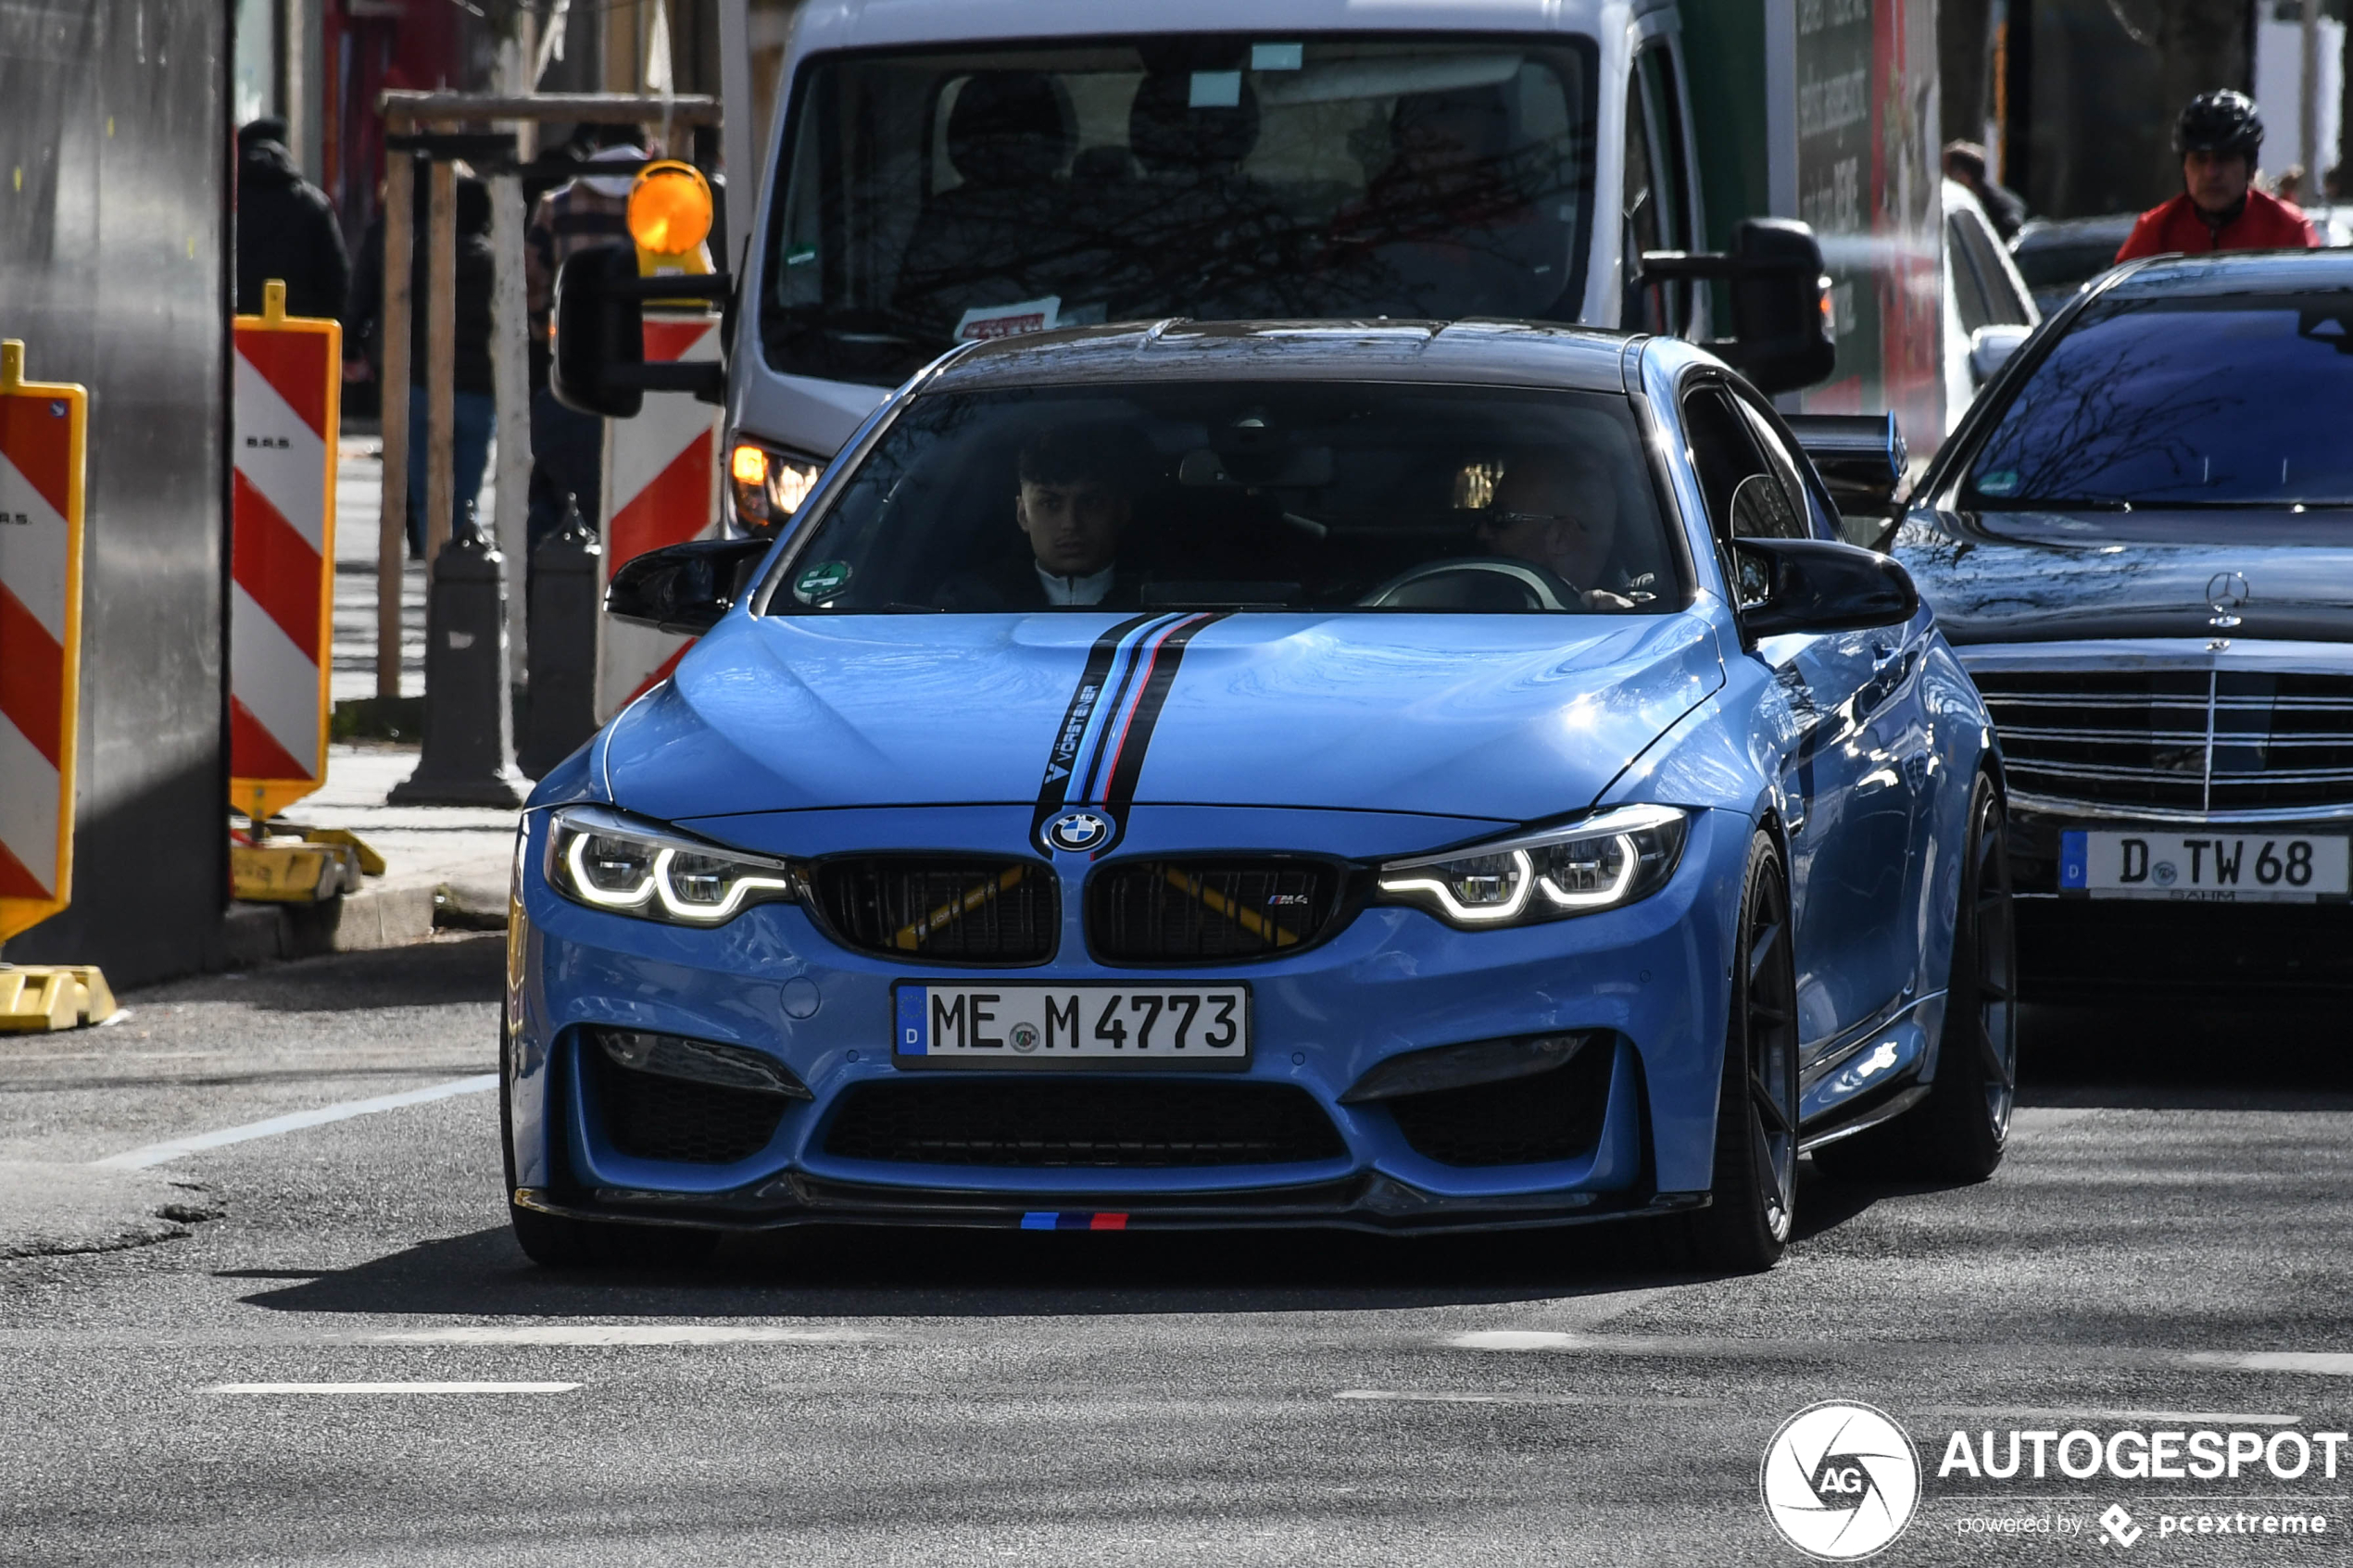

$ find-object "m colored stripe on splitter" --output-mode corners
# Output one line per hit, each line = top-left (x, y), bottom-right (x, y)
(1019, 1211), (1128, 1231)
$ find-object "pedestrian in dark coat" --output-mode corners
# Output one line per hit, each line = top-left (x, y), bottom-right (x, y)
(235, 118), (349, 320)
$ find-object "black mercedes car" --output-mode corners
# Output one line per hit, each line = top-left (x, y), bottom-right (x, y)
(1897, 250), (2353, 990)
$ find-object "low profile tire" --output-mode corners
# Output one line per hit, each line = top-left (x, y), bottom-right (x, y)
(499, 1022), (719, 1269)
(1814, 771), (2018, 1184)
(1685, 832), (1801, 1273)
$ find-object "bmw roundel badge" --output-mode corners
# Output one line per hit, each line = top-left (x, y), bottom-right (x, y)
(1044, 809), (1114, 854)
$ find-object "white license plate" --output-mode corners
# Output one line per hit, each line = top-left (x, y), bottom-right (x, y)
(2060, 830), (2351, 902)
(893, 984), (1251, 1069)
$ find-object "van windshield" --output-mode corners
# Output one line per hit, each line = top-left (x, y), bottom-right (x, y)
(765, 382), (1678, 616)
(761, 38), (1598, 387)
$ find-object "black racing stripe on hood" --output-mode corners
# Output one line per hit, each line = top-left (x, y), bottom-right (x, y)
(1030, 613), (1164, 842)
(1100, 612), (1230, 824)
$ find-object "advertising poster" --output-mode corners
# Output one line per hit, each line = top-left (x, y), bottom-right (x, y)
(1795, 0), (1944, 444)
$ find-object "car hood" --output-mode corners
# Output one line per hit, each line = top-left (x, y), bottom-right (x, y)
(596, 610), (1726, 828)
(1896, 508), (2353, 645)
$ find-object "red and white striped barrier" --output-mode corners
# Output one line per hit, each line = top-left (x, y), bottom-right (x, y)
(0, 340), (87, 946)
(597, 311), (721, 721)
(230, 285), (341, 822)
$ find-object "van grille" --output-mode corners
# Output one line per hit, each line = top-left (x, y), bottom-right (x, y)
(1970, 669), (2353, 815)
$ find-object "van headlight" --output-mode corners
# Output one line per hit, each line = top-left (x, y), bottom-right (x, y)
(545, 806), (803, 925)
(729, 436), (826, 531)
(1375, 805), (1690, 929)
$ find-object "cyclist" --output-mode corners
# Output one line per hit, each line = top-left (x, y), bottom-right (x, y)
(2116, 91), (2319, 261)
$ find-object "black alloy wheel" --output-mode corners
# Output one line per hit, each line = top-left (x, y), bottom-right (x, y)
(1815, 771), (2017, 1183)
(1687, 832), (1801, 1272)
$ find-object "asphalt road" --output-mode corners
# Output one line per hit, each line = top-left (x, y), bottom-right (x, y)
(4, 935), (2350, 1566)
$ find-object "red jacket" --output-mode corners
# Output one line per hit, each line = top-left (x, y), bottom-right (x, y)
(2115, 189), (2320, 261)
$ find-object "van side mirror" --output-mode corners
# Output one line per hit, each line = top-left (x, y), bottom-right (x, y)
(551, 243), (732, 419)
(605, 537), (775, 634)
(1642, 219), (1838, 395)
(1730, 537), (1919, 639)
(1785, 413), (1906, 510)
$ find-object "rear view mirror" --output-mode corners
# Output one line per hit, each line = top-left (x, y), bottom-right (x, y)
(1642, 219), (1838, 395)
(1730, 537), (1919, 639)
(605, 537), (775, 634)
(1968, 324), (2032, 385)
(552, 243), (731, 419)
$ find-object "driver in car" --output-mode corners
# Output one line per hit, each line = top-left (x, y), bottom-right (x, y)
(1475, 448), (1653, 611)
(938, 425), (1149, 609)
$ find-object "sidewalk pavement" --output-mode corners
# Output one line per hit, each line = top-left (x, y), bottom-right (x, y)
(223, 439), (522, 968)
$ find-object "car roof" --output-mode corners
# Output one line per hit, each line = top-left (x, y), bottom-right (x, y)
(2100, 249), (2353, 298)
(2010, 213), (2138, 250)
(924, 320), (1641, 395)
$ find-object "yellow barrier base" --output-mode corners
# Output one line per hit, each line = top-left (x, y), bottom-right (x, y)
(231, 840), (367, 904)
(295, 827), (385, 877)
(0, 965), (118, 1033)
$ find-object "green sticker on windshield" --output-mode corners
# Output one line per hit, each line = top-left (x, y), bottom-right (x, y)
(786, 244), (817, 268)
(1978, 470), (2019, 495)
(795, 560), (851, 602)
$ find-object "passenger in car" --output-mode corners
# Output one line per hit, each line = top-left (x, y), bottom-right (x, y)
(937, 426), (1155, 609)
(1476, 448), (1654, 610)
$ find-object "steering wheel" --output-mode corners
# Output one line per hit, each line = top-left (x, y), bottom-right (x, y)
(1355, 557), (1582, 611)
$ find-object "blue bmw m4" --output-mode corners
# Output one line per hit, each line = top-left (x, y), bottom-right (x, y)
(506, 321), (2013, 1272)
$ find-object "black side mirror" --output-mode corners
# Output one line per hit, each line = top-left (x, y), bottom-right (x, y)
(552, 243), (732, 418)
(1641, 218), (1837, 395)
(605, 537), (775, 634)
(1730, 537), (1919, 639)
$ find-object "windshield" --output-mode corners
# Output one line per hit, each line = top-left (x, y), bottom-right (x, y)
(762, 38), (1598, 387)
(766, 382), (1676, 616)
(1965, 290), (2353, 508)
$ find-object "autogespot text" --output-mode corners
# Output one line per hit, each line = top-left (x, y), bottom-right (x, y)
(1939, 1427), (2349, 1481)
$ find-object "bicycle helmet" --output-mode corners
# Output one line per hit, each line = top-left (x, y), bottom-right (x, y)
(2174, 90), (2263, 157)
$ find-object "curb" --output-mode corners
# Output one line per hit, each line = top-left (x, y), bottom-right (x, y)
(223, 874), (507, 968)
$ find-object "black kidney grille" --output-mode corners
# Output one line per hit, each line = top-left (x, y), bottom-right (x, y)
(593, 1051), (791, 1165)
(813, 858), (1056, 962)
(1089, 859), (1348, 961)
(824, 1079), (1346, 1168)
(1383, 1041), (1616, 1167)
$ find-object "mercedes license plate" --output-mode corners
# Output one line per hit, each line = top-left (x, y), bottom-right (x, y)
(2060, 830), (2351, 902)
(893, 983), (1251, 1069)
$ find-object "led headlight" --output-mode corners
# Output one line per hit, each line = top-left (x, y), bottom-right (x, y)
(729, 436), (825, 530)
(1375, 805), (1690, 929)
(546, 806), (802, 926)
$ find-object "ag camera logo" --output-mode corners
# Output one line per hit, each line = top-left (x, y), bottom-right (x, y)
(1761, 1401), (1921, 1560)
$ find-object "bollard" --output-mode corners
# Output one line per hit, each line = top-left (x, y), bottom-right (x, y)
(389, 501), (528, 808)
(520, 494), (603, 779)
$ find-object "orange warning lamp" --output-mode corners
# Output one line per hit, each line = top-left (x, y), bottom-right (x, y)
(627, 161), (714, 257)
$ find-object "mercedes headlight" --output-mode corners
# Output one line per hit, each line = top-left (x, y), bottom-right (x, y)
(1375, 805), (1690, 929)
(545, 806), (802, 926)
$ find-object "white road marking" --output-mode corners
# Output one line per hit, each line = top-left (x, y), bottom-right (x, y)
(375, 1325), (873, 1347)
(1448, 1330), (1586, 1351)
(1336, 1389), (1712, 1408)
(208, 1382), (577, 1395)
(2182, 1351), (2353, 1376)
(91, 1074), (498, 1170)
(2010, 1107), (2097, 1133)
